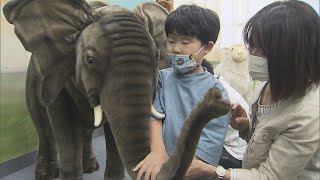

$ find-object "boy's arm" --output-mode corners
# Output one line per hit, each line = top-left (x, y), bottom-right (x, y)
(150, 73), (167, 154)
(150, 119), (167, 154)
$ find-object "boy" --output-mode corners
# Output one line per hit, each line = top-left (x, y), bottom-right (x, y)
(133, 4), (230, 180)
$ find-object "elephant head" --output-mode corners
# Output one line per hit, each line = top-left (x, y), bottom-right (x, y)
(4, 0), (166, 122)
(3, 0), (100, 106)
(3, 0), (230, 179)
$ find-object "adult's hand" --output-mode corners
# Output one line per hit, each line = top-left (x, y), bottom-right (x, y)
(133, 151), (169, 180)
(230, 103), (249, 133)
(183, 158), (215, 180)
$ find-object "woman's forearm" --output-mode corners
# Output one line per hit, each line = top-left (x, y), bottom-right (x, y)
(199, 163), (232, 180)
(223, 170), (231, 180)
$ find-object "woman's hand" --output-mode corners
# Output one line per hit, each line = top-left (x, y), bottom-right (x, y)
(133, 151), (169, 180)
(183, 158), (215, 180)
(230, 103), (249, 132)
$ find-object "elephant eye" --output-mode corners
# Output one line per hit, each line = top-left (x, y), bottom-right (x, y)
(87, 57), (94, 64)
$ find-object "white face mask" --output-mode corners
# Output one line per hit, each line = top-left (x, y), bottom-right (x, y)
(248, 55), (269, 81)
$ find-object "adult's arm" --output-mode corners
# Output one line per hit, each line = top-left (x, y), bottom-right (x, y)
(231, 104), (319, 180)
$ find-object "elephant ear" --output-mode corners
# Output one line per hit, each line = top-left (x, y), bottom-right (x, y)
(133, 2), (170, 70)
(3, 0), (100, 106)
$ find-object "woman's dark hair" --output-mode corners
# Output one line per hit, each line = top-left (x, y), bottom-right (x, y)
(165, 4), (220, 45)
(243, 0), (320, 101)
(201, 59), (214, 75)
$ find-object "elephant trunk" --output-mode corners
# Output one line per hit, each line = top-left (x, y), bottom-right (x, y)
(99, 62), (228, 179)
(100, 60), (154, 177)
(157, 107), (209, 179)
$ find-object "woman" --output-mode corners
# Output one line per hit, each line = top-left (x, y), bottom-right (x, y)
(183, 1), (320, 180)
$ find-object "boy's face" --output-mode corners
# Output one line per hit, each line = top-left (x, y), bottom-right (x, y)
(166, 33), (208, 63)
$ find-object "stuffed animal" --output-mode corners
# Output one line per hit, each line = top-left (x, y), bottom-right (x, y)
(157, 0), (174, 12)
(215, 44), (253, 103)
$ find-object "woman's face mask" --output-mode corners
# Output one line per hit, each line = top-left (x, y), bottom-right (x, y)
(167, 46), (205, 74)
(248, 55), (269, 81)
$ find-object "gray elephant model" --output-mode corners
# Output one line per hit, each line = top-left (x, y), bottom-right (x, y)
(3, 0), (230, 179)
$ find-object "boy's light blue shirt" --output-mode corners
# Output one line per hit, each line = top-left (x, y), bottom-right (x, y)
(152, 67), (230, 165)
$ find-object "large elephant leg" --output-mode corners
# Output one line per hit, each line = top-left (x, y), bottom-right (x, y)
(46, 89), (83, 180)
(65, 80), (100, 174)
(26, 63), (59, 180)
(104, 122), (125, 180)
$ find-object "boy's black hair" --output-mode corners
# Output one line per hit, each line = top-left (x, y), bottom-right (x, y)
(165, 4), (220, 45)
(243, 0), (320, 101)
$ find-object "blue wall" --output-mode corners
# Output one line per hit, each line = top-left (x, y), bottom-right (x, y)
(106, 0), (155, 10)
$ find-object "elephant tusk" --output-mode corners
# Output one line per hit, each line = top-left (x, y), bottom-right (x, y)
(94, 105), (103, 127)
(151, 105), (165, 119)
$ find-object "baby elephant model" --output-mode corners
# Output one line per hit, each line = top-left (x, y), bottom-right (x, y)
(3, 0), (230, 179)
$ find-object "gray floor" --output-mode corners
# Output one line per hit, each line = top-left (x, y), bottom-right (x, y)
(1, 136), (132, 180)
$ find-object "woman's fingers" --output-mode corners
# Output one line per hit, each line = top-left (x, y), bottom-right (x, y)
(235, 117), (248, 124)
(231, 103), (241, 111)
(231, 104), (240, 115)
(231, 116), (248, 130)
(231, 103), (247, 118)
(235, 117), (249, 131)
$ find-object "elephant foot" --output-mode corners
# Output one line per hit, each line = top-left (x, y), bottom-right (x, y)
(104, 166), (126, 180)
(83, 156), (100, 173)
(35, 158), (59, 180)
(104, 174), (126, 180)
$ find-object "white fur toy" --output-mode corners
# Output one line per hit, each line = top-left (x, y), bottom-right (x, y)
(215, 44), (253, 103)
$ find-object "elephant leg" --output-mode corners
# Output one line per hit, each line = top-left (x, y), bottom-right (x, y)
(104, 122), (125, 180)
(46, 89), (83, 180)
(82, 128), (100, 173)
(26, 64), (59, 180)
(64, 79), (100, 174)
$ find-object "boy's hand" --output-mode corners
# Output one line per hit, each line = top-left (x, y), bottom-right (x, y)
(230, 103), (249, 132)
(133, 151), (169, 180)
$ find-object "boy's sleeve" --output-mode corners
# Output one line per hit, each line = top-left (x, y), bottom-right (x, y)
(150, 73), (165, 121)
(195, 82), (231, 165)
